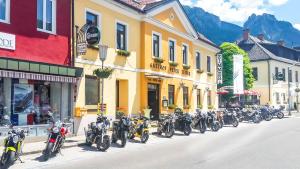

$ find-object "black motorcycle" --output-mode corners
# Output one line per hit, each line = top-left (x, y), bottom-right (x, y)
(206, 111), (220, 131)
(111, 116), (131, 147)
(269, 106), (285, 119)
(85, 114), (111, 151)
(0, 127), (27, 168)
(157, 114), (175, 138)
(259, 106), (272, 121)
(240, 108), (261, 123)
(220, 109), (239, 127)
(191, 110), (207, 133)
(174, 108), (192, 136)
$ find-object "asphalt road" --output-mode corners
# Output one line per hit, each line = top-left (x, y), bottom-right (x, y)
(9, 117), (300, 169)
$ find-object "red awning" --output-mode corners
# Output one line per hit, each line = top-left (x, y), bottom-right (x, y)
(217, 90), (229, 95)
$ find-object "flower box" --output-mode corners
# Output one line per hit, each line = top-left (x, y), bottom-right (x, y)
(169, 62), (178, 67)
(207, 72), (214, 76)
(153, 57), (164, 63)
(117, 50), (131, 57)
(93, 68), (114, 78)
(197, 69), (204, 74)
(183, 65), (191, 70)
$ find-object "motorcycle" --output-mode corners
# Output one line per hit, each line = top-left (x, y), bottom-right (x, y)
(128, 115), (150, 143)
(111, 116), (131, 147)
(85, 114), (111, 151)
(259, 106), (272, 121)
(219, 109), (239, 127)
(206, 111), (220, 131)
(269, 106), (285, 119)
(240, 108), (261, 123)
(191, 110), (207, 134)
(0, 127), (27, 168)
(157, 114), (175, 138)
(174, 108), (192, 136)
(43, 112), (71, 161)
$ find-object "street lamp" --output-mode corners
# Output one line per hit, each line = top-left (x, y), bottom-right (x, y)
(99, 45), (108, 113)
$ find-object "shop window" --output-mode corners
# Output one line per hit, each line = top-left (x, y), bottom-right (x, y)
(183, 87), (189, 106)
(152, 33), (161, 58)
(197, 89), (201, 107)
(182, 44), (188, 65)
(168, 85), (175, 105)
(196, 52), (201, 69)
(85, 76), (99, 105)
(37, 0), (56, 33)
(169, 40), (175, 62)
(252, 67), (258, 81)
(207, 56), (211, 73)
(116, 22), (127, 50)
(207, 90), (212, 106)
(0, 0), (10, 23)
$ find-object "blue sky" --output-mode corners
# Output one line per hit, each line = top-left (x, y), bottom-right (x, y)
(180, 0), (300, 30)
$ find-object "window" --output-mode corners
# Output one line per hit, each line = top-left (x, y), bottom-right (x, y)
(282, 93), (286, 103)
(0, 0), (9, 23)
(275, 67), (279, 76)
(282, 68), (286, 81)
(168, 85), (175, 105)
(197, 89), (201, 107)
(288, 70), (292, 82)
(275, 92), (280, 103)
(252, 67), (258, 81)
(183, 87), (189, 106)
(169, 40), (175, 62)
(296, 71), (298, 83)
(207, 90), (212, 106)
(37, 0), (56, 33)
(182, 44), (188, 65)
(85, 76), (99, 105)
(207, 56), (211, 72)
(152, 33), (161, 58)
(196, 52), (201, 69)
(86, 11), (98, 26)
(116, 22), (127, 50)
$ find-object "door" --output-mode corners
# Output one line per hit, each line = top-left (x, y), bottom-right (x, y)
(148, 83), (160, 120)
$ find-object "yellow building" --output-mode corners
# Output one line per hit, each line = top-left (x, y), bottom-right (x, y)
(73, 0), (220, 135)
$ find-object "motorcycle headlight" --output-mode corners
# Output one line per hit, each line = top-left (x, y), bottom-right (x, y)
(13, 135), (19, 143)
(53, 127), (59, 133)
(97, 122), (103, 129)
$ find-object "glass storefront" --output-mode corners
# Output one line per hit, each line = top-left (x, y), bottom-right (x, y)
(0, 77), (72, 137)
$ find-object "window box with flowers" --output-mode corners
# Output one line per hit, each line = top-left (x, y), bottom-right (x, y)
(168, 104), (177, 109)
(208, 105), (214, 110)
(93, 68), (114, 79)
(207, 72), (214, 76)
(169, 62), (178, 67)
(153, 57), (164, 63)
(116, 49), (131, 57)
(197, 105), (203, 109)
(183, 105), (191, 109)
(197, 69), (204, 74)
(183, 65), (191, 70)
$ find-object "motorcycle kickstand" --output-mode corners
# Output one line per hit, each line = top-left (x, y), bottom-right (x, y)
(18, 155), (24, 163)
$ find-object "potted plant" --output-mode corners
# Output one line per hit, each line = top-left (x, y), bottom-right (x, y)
(207, 72), (214, 76)
(169, 62), (178, 67)
(168, 104), (177, 109)
(197, 105), (203, 109)
(183, 105), (191, 109)
(93, 67), (114, 78)
(208, 105), (214, 110)
(116, 49), (131, 57)
(183, 65), (191, 70)
(153, 57), (164, 63)
(197, 69), (204, 74)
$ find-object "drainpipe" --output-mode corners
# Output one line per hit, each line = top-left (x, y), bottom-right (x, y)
(267, 60), (271, 103)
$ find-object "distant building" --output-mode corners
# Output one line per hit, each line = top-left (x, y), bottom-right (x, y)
(238, 29), (300, 109)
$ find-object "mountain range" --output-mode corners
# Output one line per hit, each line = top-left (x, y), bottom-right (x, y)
(183, 6), (300, 47)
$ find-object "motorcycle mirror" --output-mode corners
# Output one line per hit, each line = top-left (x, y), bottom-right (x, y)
(3, 115), (9, 120)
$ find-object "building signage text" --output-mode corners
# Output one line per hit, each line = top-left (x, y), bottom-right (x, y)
(150, 63), (167, 70)
(217, 54), (223, 84)
(0, 32), (16, 50)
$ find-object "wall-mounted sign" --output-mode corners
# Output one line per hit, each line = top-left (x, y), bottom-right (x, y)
(217, 54), (223, 84)
(86, 25), (100, 46)
(182, 70), (190, 76)
(169, 67), (179, 73)
(150, 63), (167, 70)
(233, 54), (244, 94)
(0, 32), (16, 50)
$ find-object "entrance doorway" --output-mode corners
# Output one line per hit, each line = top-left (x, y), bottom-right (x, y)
(148, 83), (160, 120)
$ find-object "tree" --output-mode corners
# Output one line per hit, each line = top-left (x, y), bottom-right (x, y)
(219, 42), (255, 91)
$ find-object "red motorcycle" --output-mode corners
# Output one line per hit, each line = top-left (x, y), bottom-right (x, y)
(42, 112), (71, 161)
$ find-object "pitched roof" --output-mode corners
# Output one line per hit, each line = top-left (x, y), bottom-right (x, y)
(113, 0), (175, 13)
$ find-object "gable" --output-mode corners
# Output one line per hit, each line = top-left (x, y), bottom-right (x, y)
(153, 8), (188, 34)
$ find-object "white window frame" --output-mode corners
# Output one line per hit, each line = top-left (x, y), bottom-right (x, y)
(152, 31), (162, 58)
(168, 38), (176, 62)
(182, 43), (189, 65)
(195, 50), (201, 69)
(0, 0), (10, 24)
(85, 8), (102, 43)
(115, 20), (129, 51)
(37, 0), (57, 34)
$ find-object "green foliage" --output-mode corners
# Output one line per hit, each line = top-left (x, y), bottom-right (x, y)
(168, 104), (177, 109)
(153, 57), (164, 63)
(169, 62), (178, 67)
(117, 50), (131, 57)
(93, 67), (114, 79)
(183, 65), (191, 70)
(219, 42), (255, 91)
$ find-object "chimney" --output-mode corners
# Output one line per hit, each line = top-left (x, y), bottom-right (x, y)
(243, 28), (250, 41)
(257, 34), (264, 41)
(277, 40), (285, 46)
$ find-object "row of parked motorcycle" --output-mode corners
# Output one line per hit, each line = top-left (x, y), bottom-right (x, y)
(0, 105), (285, 168)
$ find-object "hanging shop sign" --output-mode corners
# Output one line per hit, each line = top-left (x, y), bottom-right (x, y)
(76, 24), (101, 55)
(0, 32), (15, 50)
(217, 54), (223, 84)
(86, 26), (101, 45)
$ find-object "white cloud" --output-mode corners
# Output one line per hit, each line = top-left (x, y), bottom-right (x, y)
(180, 0), (289, 24)
(294, 24), (300, 31)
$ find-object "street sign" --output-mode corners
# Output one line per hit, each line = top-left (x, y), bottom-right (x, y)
(217, 54), (223, 84)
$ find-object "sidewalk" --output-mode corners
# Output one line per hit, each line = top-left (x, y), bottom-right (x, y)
(0, 126), (158, 156)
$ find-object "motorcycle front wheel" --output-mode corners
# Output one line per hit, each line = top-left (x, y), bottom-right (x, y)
(141, 131), (149, 143)
(199, 123), (206, 134)
(43, 142), (54, 161)
(183, 125), (192, 136)
(211, 122), (220, 132)
(97, 135), (110, 152)
(165, 128), (175, 138)
(120, 131), (127, 148)
(232, 118), (239, 127)
(277, 112), (284, 119)
(1, 150), (15, 168)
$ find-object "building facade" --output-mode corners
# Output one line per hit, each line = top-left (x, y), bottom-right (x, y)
(238, 29), (300, 109)
(73, 0), (219, 135)
(0, 0), (82, 138)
